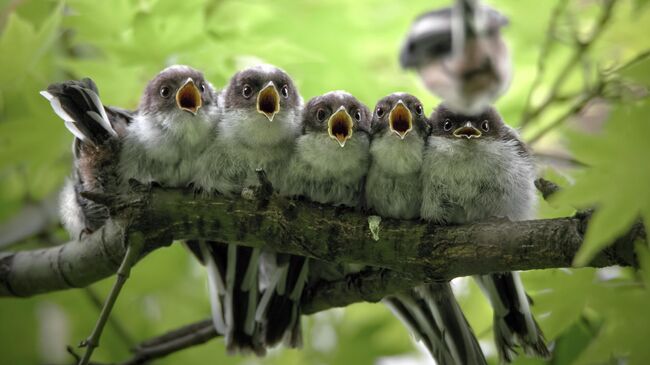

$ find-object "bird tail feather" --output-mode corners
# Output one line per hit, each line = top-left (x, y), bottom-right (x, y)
(256, 253), (308, 348)
(475, 272), (550, 363)
(417, 283), (488, 365)
(186, 240), (265, 356)
(385, 283), (487, 365)
(384, 289), (458, 365)
(41, 78), (117, 148)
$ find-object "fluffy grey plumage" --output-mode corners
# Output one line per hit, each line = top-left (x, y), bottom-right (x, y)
(191, 65), (303, 356)
(45, 66), (219, 241)
(365, 92), (429, 219)
(421, 103), (549, 363)
(281, 90), (371, 206)
(365, 93), (485, 365)
(193, 64), (303, 195)
(119, 65), (220, 187)
(420, 105), (535, 223)
(260, 91), (371, 350)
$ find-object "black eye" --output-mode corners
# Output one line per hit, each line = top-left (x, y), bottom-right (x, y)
(481, 120), (490, 132)
(281, 85), (289, 98)
(376, 107), (384, 118)
(316, 108), (327, 122)
(160, 86), (171, 98)
(415, 104), (424, 116)
(443, 119), (453, 131)
(242, 84), (253, 98)
(354, 110), (362, 121)
(199, 83), (205, 93)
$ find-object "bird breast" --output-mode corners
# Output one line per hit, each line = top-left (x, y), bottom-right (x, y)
(294, 133), (369, 179)
(422, 136), (537, 222)
(369, 133), (424, 176)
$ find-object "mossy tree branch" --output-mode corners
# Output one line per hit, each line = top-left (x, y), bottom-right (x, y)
(0, 179), (642, 302)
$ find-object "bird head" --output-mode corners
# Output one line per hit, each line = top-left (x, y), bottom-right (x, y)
(303, 91), (370, 148)
(429, 102), (506, 142)
(219, 64), (303, 146)
(371, 93), (429, 141)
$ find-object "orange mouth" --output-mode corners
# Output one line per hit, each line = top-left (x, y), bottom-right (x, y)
(389, 101), (413, 139)
(256, 82), (280, 121)
(327, 107), (353, 147)
(176, 78), (202, 115)
(453, 123), (482, 139)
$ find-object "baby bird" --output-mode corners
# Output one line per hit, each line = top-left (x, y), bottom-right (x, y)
(41, 78), (131, 239)
(43, 66), (219, 240)
(365, 93), (428, 219)
(366, 93), (486, 365)
(191, 65), (303, 355)
(282, 90), (371, 205)
(260, 91), (371, 348)
(119, 65), (220, 187)
(421, 103), (549, 363)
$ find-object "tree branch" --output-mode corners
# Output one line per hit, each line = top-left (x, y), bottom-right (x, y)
(0, 180), (643, 365)
(0, 181), (642, 299)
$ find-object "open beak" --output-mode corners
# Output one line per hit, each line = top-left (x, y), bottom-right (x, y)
(176, 78), (202, 115)
(453, 122), (482, 139)
(327, 106), (354, 147)
(256, 81), (280, 121)
(388, 100), (413, 139)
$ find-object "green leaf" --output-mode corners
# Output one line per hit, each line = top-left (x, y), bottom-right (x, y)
(0, 2), (62, 88)
(555, 98), (650, 266)
(550, 314), (602, 365)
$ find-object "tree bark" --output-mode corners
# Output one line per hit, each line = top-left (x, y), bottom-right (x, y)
(0, 184), (642, 299)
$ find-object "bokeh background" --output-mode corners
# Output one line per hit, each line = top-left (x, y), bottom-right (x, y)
(1, 0), (649, 364)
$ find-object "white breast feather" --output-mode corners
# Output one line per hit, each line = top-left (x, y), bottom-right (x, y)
(218, 108), (301, 189)
(59, 179), (84, 239)
(119, 108), (216, 187)
(365, 134), (425, 219)
(282, 133), (369, 206)
(420, 132), (536, 224)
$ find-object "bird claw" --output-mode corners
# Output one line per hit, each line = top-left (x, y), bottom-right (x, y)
(254, 168), (274, 201)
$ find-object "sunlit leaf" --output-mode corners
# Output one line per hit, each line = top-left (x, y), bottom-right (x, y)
(555, 96), (650, 266)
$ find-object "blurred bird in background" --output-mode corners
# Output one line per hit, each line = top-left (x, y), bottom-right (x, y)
(400, 0), (511, 115)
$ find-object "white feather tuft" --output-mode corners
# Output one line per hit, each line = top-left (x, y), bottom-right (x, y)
(199, 241), (227, 334)
(85, 90), (117, 137)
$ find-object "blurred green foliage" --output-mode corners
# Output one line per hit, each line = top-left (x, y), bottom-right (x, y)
(0, 0), (649, 364)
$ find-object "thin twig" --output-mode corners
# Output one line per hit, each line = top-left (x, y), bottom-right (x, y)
(135, 319), (213, 350)
(607, 48), (650, 74)
(527, 46), (650, 144)
(519, 0), (569, 127)
(520, 0), (617, 129)
(527, 83), (604, 144)
(121, 326), (218, 365)
(78, 233), (145, 365)
(83, 287), (135, 348)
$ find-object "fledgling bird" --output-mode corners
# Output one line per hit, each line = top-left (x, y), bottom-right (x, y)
(365, 93), (486, 365)
(190, 64), (303, 355)
(263, 91), (371, 347)
(399, 4), (511, 115)
(119, 65), (220, 187)
(421, 103), (550, 363)
(41, 78), (132, 239)
(365, 93), (428, 220)
(281, 90), (371, 206)
(42, 66), (219, 240)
